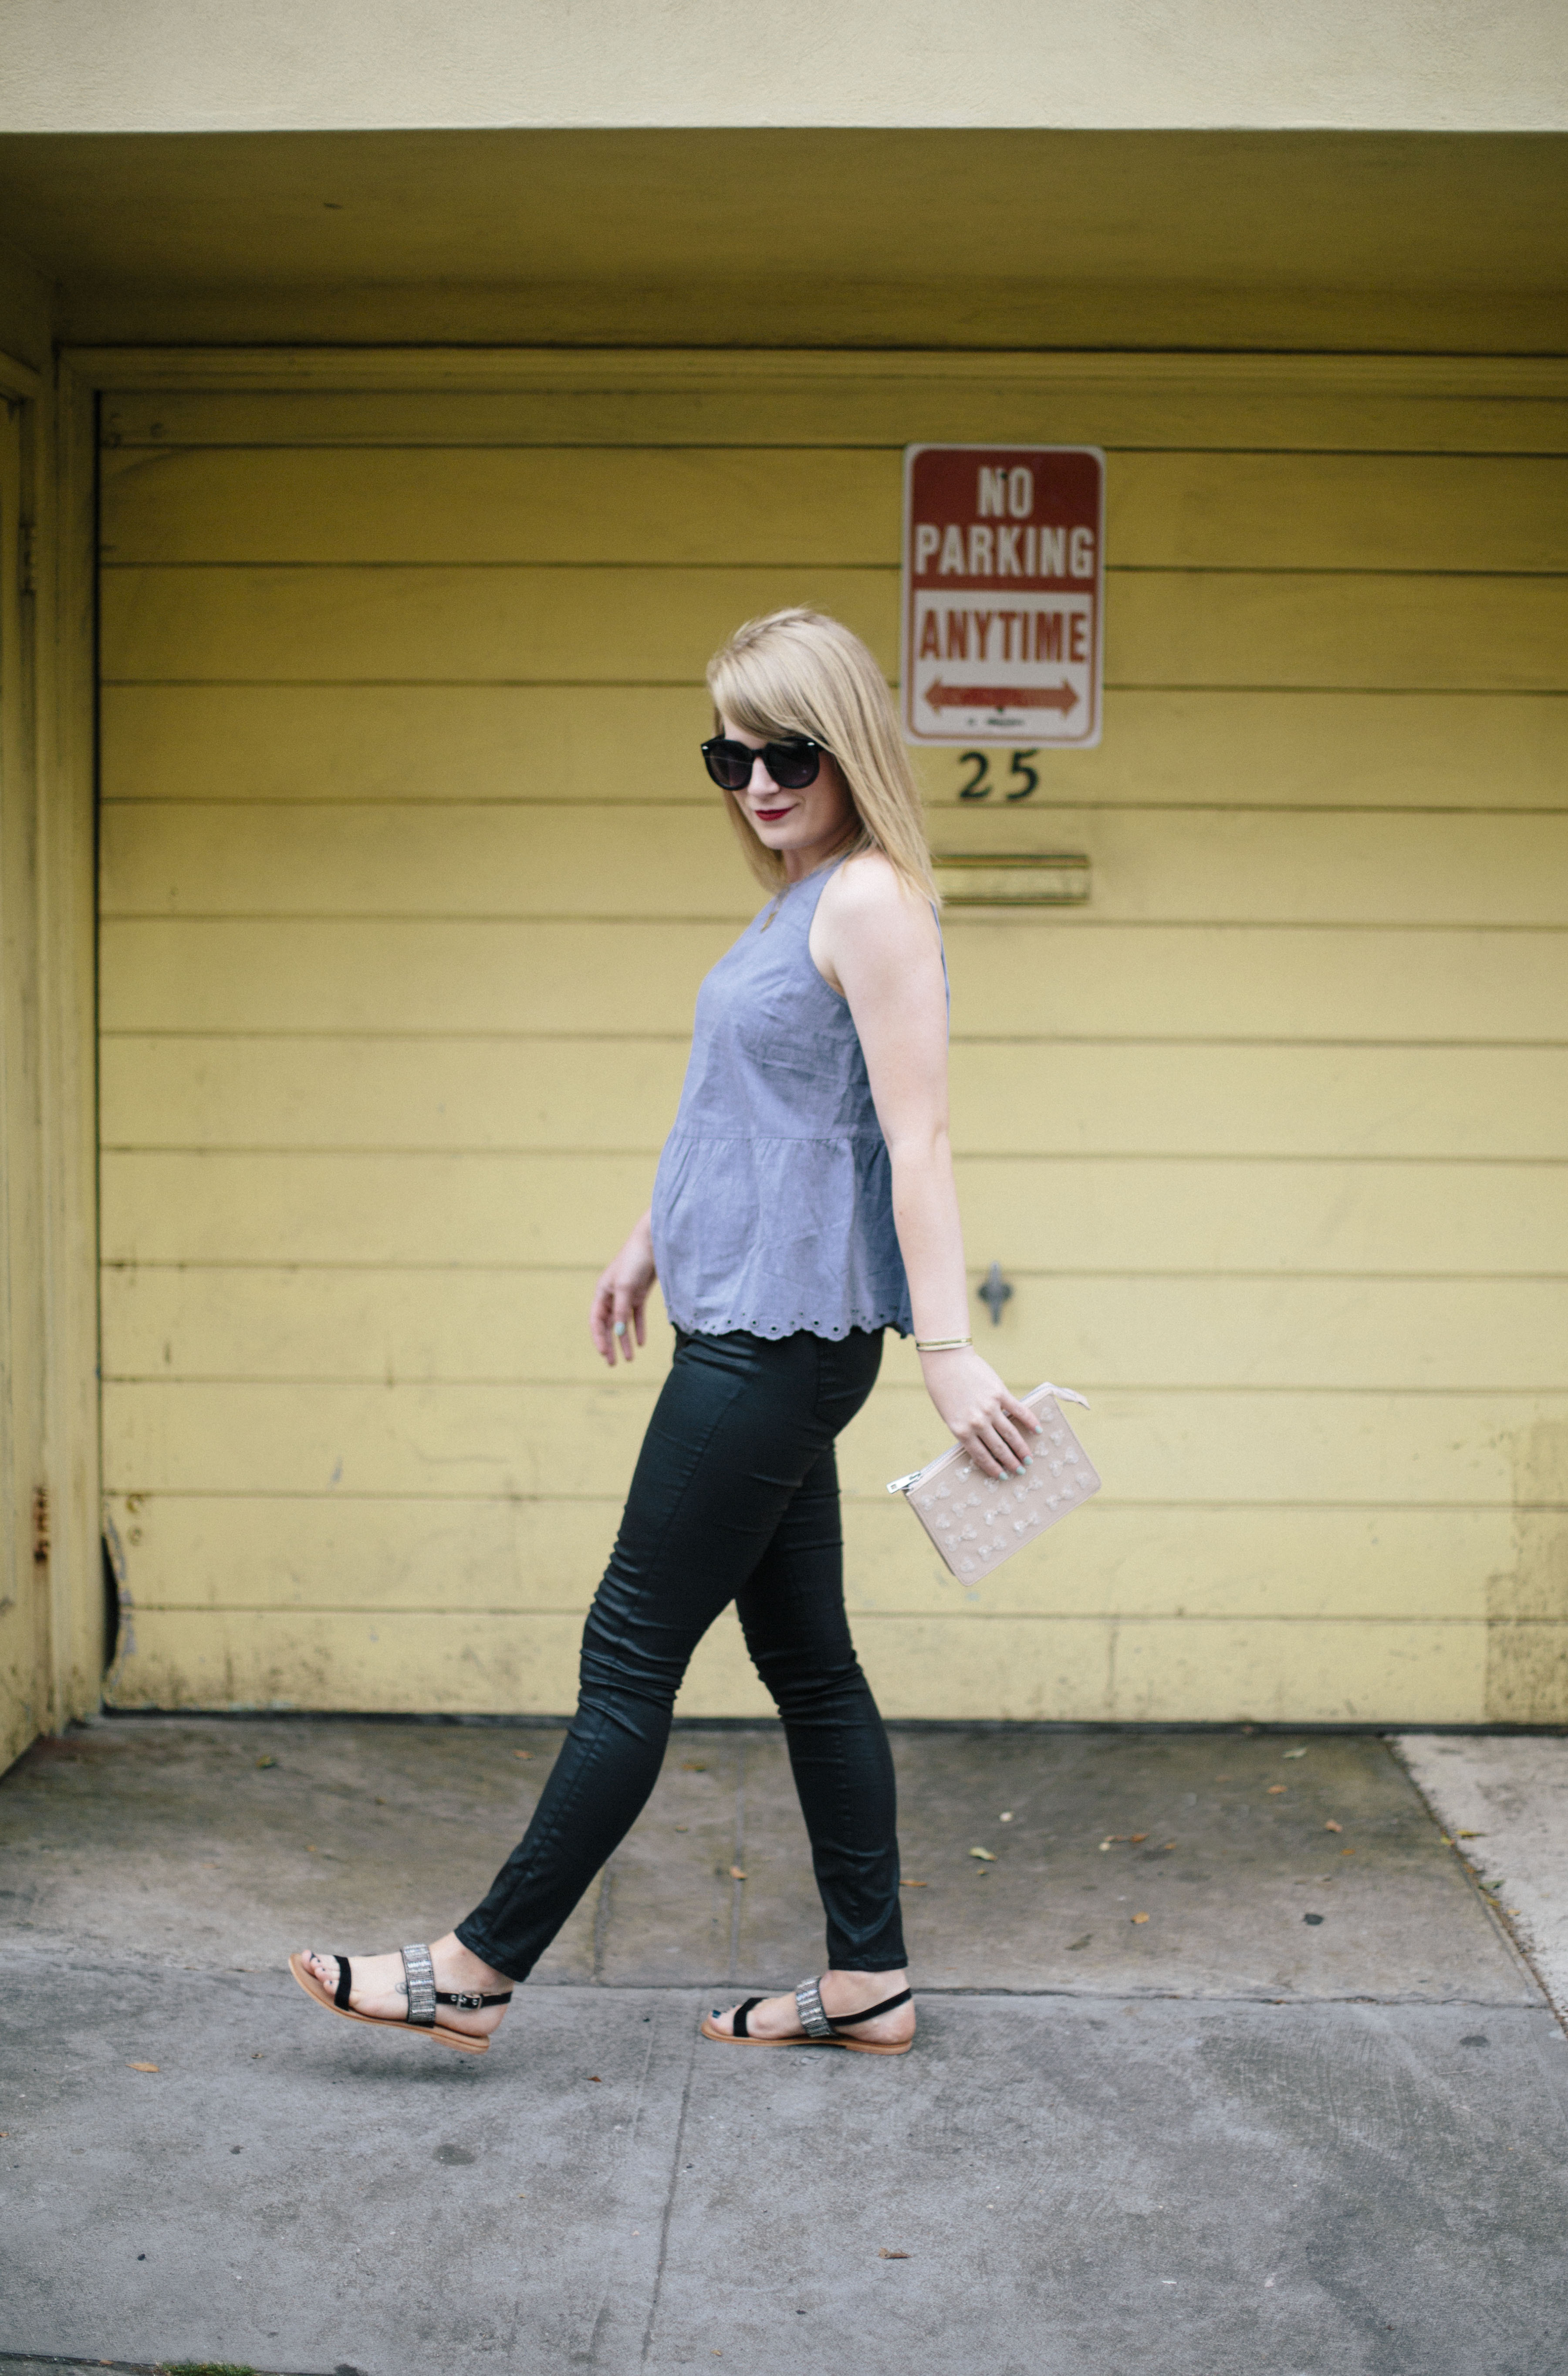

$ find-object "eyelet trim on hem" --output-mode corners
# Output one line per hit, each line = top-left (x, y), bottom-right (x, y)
(666, 1308), (911, 1343)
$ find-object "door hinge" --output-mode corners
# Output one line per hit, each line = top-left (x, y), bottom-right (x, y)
(18, 517), (37, 597)
(32, 1485), (51, 1567)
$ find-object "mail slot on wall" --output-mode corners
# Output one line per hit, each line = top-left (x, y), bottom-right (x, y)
(933, 853), (1091, 907)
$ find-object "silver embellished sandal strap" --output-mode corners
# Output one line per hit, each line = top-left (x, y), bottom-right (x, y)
(794, 1977), (835, 2040)
(400, 1942), (439, 2027)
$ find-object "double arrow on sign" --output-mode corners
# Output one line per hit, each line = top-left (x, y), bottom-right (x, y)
(926, 679), (1079, 714)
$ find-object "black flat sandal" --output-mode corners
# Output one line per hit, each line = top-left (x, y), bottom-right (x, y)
(289, 1943), (513, 2056)
(701, 1976), (913, 2056)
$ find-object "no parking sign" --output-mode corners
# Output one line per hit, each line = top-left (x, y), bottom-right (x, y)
(902, 445), (1105, 748)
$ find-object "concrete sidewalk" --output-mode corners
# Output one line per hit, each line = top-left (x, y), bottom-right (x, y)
(3, 1717), (1566, 2376)
(1396, 1732), (1568, 2021)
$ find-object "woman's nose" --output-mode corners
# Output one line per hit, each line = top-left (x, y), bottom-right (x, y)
(748, 757), (778, 793)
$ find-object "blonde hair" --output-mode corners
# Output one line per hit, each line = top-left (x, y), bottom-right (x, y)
(706, 608), (937, 904)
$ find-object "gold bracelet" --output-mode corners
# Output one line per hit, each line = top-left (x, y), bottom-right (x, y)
(915, 1335), (972, 1352)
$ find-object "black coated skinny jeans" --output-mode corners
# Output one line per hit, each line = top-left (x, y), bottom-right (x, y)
(457, 1327), (907, 1983)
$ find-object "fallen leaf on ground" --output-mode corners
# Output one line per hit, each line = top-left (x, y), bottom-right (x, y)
(255, 1755), (277, 1769)
(673, 1825), (688, 1833)
(900, 1878), (928, 1887)
(1132, 1912), (1150, 1924)
(1266, 1785), (1287, 1795)
(1130, 1834), (1148, 1844)
(1160, 1840), (1176, 1851)
(729, 1865), (747, 1880)
(588, 2075), (601, 2083)
(1067, 1934), (1092, 1950)
(879, 2248), (911, 2259)
(1341, 1847), (1355, 1856)
(514, 1750), (534, 1760)
(128, 2063), (159, 2073)
(681, 1762), (708, 1772)
(1459, 1830), (1486, 1839)
(1440, 1833), (1453, 1844)
(969, 1846), (996, 1861)
(1283, 1748), (1307, 1760)
(1324, 1821), (1343, 1833)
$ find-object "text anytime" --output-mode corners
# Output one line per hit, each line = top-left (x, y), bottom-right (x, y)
(916, 606), (1089, 663)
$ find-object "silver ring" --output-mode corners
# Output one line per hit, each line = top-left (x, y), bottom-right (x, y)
(613, 1321), (626, 1336)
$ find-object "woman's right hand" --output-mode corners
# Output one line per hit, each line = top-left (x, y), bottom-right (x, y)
(590, 1212), (657, 1366)
(919, 1344), (1041, 1479)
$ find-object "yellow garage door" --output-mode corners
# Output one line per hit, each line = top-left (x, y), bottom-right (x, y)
(97, 356), (1568, 1724)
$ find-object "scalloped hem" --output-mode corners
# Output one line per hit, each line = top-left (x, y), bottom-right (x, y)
(666, 1311), (911, 1344)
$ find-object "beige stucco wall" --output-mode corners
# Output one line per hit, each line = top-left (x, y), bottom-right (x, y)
(2, 0), (1565, 133)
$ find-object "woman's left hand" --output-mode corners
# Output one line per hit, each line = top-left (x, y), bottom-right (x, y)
(919, 1347), (1041, 1480)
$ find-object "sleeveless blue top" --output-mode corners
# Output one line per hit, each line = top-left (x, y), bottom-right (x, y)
(651, 862), (914, 1341)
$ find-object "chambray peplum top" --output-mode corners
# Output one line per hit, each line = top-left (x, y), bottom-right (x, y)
(651, 860), (914, 1341)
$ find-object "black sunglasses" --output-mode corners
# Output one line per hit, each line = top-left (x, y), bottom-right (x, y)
(700, 735), (823, 793)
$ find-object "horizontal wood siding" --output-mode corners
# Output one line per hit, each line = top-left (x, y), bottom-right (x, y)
(97, 361), (1568, 1721)
(101, 684), (1568, 810)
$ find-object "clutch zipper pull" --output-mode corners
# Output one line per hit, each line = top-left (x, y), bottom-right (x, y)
(885, 1468), (928, 1497)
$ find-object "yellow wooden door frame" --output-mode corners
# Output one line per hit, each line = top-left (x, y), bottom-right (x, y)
(0, 342), (103, 1761)
(0, 371), (46, 1765)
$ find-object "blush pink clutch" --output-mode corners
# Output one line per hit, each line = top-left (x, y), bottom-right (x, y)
(886, 1383), (1099, 1581)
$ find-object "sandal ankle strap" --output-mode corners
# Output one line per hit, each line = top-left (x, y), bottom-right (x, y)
(401, 1941), (513, 2021)
(796, 1976), (912, 2037)
(824, 1987), (912, 2028)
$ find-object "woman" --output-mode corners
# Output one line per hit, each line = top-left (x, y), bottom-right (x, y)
(291, 607), (1041, 2057)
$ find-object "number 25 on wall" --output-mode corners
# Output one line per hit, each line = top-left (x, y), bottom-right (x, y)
(956, 749), (1040, 802)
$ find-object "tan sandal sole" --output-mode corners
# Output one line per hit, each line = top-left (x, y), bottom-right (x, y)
(289, 1952), (492, 2054)
(699, 2014), (912, 2056)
